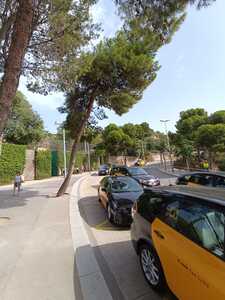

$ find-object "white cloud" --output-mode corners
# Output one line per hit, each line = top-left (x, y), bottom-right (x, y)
(91, 0), (122, 38)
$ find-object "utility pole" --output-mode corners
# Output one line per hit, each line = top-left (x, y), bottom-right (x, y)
(160, 120), (173, 171)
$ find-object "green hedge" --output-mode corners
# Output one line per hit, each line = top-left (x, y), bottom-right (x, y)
(218, 158), (225, 171)
(56, 150), (100, 173)
(57, 151), (87, 171)
(35, 150), (52, 179)
(0, 143), (26, 184)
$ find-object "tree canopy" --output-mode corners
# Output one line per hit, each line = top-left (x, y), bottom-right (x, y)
(0, 0), (97, 136)
(170, 108), (225, 169)
(3, 91), (45, 145)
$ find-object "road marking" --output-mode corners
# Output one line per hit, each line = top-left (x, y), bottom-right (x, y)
(94, 219), (129, 231)
(94, 219), (116, 230)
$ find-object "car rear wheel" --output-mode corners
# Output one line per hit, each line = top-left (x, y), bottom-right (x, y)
(139, 244), (165, 291)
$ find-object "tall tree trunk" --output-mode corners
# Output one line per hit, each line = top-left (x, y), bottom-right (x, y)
(56, 97), (95, 197)
(0, 0), (34, 135)
(159, 152), (163, 167)
(208, 151), (213, 170)
(162, 152), (166, 170)
(185, 157), (190, 170)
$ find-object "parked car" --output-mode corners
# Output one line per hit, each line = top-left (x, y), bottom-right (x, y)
(110, 165), (160, 187)
(176, 171), (225, 189)
(131, 185), (225, 300)
(98, 176), (143, 226)
(98, 164), (110, 176)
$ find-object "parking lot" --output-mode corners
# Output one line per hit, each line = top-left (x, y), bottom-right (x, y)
(78, 168), (178, 300)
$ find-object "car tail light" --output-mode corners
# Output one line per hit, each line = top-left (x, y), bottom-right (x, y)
(131, 202), (137, 218)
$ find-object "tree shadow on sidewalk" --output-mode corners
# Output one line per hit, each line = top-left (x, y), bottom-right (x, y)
(0, 189), (47, 210)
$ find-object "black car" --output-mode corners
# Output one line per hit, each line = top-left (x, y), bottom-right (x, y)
(176, 171), (225, 188)
(98, 164), (110, 176)
(98, 176), (143, 226)
(110, 165), (160, 187)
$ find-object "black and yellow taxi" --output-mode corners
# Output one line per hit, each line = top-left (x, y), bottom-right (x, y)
(176, 171), (225, 189)
(131, 185), (225, 300)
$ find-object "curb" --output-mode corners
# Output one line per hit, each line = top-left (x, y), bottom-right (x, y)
(70, 175), (113, 300)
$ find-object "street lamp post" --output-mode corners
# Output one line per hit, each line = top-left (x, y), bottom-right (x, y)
(55, 122), (67, 177)
(160, 119), (173, 171)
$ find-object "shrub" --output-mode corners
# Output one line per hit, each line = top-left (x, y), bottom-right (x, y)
(218, 159), (225, 171)
(0, 143), (26, 184)
(35, 150), (52, 179)
(57, 150), (87, 172)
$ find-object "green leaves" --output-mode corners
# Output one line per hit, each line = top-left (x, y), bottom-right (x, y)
(3, 91), (45, 145)
(196, 124), (225, 152)
(171, 108), (225, 168)
(35, 150), (52, 180)
(0, 143), (26, 184)
(100, 122), (154, 157)
(176, 108), (208, 140)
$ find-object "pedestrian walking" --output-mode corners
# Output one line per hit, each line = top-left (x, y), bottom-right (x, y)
(13, 172), (22, 195)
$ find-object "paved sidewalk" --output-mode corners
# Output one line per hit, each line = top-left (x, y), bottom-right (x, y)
(0, 175), (81, 300)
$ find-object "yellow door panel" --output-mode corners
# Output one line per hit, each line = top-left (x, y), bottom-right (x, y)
(187, 182), (199, 187)
(152, 218), (225, 300)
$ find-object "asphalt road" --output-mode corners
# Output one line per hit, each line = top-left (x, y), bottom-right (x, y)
(79, 169), (178, 300)
(144, 165), (177, 186)
(144, 164), (177, 178)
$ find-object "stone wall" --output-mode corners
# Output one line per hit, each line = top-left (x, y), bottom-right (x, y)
(23, 149), (35, 181)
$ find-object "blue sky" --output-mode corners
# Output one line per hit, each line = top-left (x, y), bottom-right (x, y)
(19, 0), (225, 133)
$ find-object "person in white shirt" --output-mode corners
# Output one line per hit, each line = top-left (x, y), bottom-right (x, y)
(13, 172), (22, 195)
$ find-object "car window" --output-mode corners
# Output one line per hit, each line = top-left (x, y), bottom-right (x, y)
(111, 167), (119, 174)
(163, 196), (225, 258)
(199, 174), (214, 186)
(120, 167), (129, 175)
(180, 175), (191, 183)
(215, 176), (225, 188)
(189, 174), (213, 186)
(111, 177), (142, 193)
(189, 174), (202, 184)
(100, 164), (108, 169)
(138, 192), (165, 222)
(128, 167), (148, 176)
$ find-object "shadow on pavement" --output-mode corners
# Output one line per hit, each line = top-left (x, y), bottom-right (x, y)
(0, 189), (43, 210)
(74, 241), (177, 300)
(78, 195), (129, 231)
